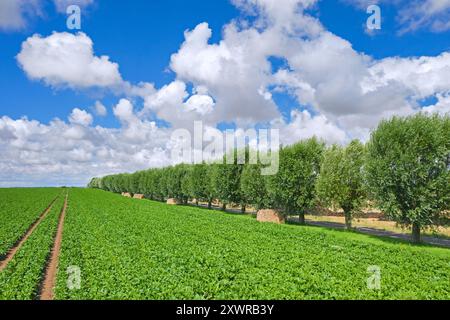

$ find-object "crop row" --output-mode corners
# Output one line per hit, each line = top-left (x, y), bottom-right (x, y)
(0, 188), (61, 257)
(55, 188), (449, 300)
(0, 193), (66, 300)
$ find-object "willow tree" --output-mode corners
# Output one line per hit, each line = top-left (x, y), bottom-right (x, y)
(316, 140), (366, 230)
(188, 163), (209, 206)
(267, 138), (325, 223)
(366, 113), (450, 243)
(212, 151), (244, 211)
(241, 162), (269, 211)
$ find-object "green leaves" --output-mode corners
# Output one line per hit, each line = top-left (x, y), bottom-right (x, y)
(266, 138), (325, 215)
(366, 113), (450, 233)
(0, 192), (65, 300)
(0, 188), (61, 257)
(316, 140), (366, 228)
(55, 189), (449, 300)
(240, 163), (269, 211)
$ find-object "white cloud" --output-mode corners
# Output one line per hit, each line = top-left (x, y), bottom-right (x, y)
(170, 22), (281, 126)
(0, 0), (41, 31)
(69, 108), (93, 126)
(0, 100), (173, 187)
(364, 52), (450, 99)
(53, 0), (94, 13)
(231, 0), (321, 33)
(114, 98), (163, 142)
(17, 32), (123, 89)
(423, 93), (450, 115)
(397, 0), (450, 34)
(184, 95), (215, 115)
(94, 101), (107, 116)
(274, 110), (348, 145)
(343, 0), (450, 34)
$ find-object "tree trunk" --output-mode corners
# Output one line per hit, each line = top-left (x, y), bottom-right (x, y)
(196, 199), (199, 206)
(241, 205), (246, 214)
(208, 201), (212, 209)
(344, 209), (353, 230)
(298, 211), (305, 225)
(222, 203), (227, 211)
(412, 222), (421, 244)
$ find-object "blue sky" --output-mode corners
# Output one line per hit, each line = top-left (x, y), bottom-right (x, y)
(0, 0), (449, 186)
(0, 1), (239, 127)
(1, 0), (449, 127)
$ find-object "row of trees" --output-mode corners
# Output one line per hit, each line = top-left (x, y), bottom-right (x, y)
(89, 114), (449, 243)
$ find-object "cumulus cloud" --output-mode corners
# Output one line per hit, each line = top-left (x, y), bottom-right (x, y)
(423, 93), (450, 115)
(364, 52), (450, 99)
(274, 110), (348, 145)
(69, 108), (93, 126)
(17, 32), (123, 89)
(184, 95), (215, 115)
(170, 22), (281, 126)
(0, 100), (173, 187)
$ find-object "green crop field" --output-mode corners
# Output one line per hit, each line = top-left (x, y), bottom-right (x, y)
(0, 188), (61, 257)
(0, 188), (449, 300)
(56, 188), (449, 300)
(0, 194), (66, 299)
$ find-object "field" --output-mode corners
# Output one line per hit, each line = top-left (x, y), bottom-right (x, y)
(0, 188), (449, 300)
(0, 188), (61, 257)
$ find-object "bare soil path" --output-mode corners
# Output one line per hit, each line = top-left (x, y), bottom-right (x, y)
(288, 217), (450, 248)
(40, 193), (68, 300)
(189, 202), (450, 248)
(0, 196), (59, 272)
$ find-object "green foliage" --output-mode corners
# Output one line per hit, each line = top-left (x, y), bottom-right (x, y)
(188, 163), (210, 204)
(266, 138), (325, 218)
(54, 188), (449, 300)
(366, 113), (450, 241)
(87, 177), (102, 189)
(240, 163), (269, 211)
(163, 165), (190, 202)
(204, 164), (218, 207)
(0, 194), (65, 299)
(316, 140), (366, 229)
(0, 188), (61, 257)
(212, 151), (245, 209)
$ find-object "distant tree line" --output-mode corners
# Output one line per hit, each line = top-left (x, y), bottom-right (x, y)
(88, 114), (449, 243)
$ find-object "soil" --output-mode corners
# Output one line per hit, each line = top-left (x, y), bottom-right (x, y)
(40, 193), (68, 300)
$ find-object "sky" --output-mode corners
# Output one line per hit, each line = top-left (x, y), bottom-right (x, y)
(0, 0), (449, 187)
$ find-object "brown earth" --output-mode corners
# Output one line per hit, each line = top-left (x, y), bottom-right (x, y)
(40, 193), (68, 300)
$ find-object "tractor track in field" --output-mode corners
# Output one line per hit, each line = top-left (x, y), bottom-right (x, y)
(0, 196), (60, 272)
(39, 193), (68, 300)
